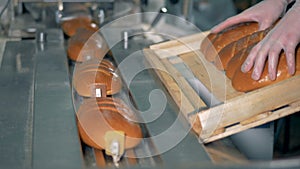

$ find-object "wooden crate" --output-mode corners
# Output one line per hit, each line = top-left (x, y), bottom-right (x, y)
(143, 32), (300, 143)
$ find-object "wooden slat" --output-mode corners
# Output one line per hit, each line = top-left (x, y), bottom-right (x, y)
(203, 100), (300, 143)
(198, 75), (300, 140)
(143, 49), (197, 124)
(149, 31), (243, 101)
(150, 32), (210, 59)
(240, 111), (270, 125)
(150, 32), (209, 50)
(160, 58), (206, 110)
(180, 51), (243, 101)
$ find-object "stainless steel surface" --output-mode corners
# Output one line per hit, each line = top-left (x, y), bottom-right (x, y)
(0, 40), (36, 169)
(33, 29), (83, 169)
(0, 29), (83, 169)
(8, 13), (45, 38)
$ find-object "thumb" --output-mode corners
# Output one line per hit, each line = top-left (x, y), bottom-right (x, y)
(258, 20), (274, 31)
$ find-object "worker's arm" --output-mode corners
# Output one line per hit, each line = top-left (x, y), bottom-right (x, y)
(211, 0), (294, 32)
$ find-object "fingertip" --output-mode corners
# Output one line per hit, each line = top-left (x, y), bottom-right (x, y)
(268, 50), (281, 81)
(285, 51), (296, 75)
(251, 72), (260, 81)
(268, 66), (276, 81)
(241, 62), (250, 73)
(288, 66), (295, 75)
(251, 66), (262, 81)
(241, 48), (258, 73)
(268, 73), (275, 81)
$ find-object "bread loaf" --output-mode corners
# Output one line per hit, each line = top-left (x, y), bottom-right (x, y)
(67, 29), (109, 62)
(215, 29), (269, 70)
(201, 22), (259, 62)
(200, 33), (217, 56)
(77, 98), (142, 150)
(231, 45), (300, 92)
(225, 43), (256, 79)
(61, 16), (98, 37)
(73, 59), (122, 97)
(200, 19), (300, 92)
(99, 59), (115, 71)
(96, 97), (138, 122)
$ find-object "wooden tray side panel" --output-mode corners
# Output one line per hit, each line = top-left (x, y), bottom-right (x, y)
(198, 75), (300, 140)
(149, 32), (210, 59)
(203, 100), (300, 143)
(179, 52), (243, 101)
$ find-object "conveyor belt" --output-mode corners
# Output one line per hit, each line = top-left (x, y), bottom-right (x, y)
(0, 29), (83, 169)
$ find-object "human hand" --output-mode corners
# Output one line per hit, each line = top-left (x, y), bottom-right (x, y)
(211, 0), (289, 33)
(241, 1), (300, 80)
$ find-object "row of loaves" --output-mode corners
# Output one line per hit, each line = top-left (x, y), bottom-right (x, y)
(61, 16), (142, 151)
(201, 22), (300, 92)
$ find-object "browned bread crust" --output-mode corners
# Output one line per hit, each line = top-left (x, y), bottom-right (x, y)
(201, 22), (259, 62)
(77, 98), (142, 150)
(215, 29), (269, 70)
(231, 45), (300, 92)
(73, 59), (122, 97)
(67, 29), (108, 62)
(61, 16), (98, 37)
(201, 20), (300, 92)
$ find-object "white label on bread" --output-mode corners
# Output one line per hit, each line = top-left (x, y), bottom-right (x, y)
(96, 88), (102, 98)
